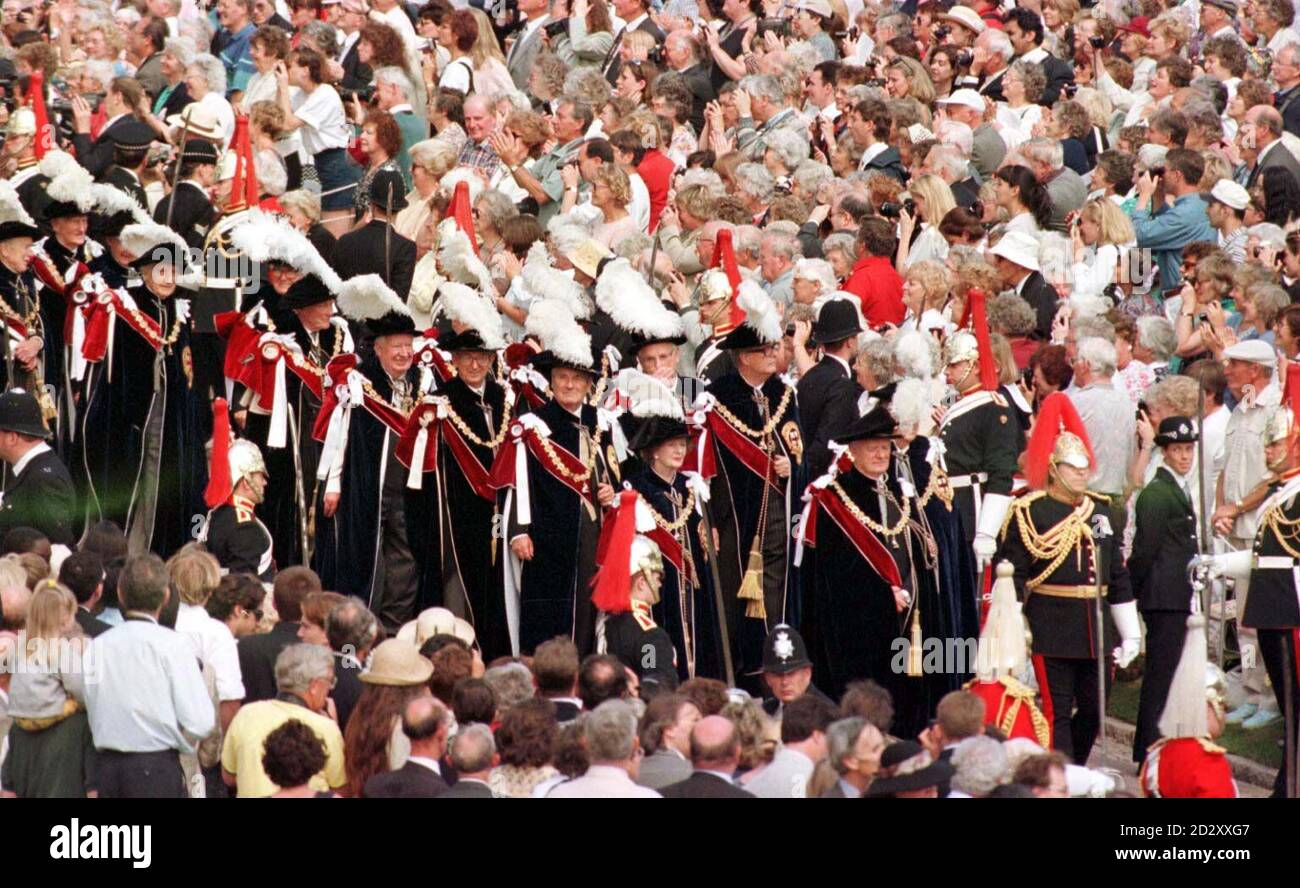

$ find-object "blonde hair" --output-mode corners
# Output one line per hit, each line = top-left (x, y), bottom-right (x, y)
(468, 8), (506, 66)
(167, 545), (222, 606)
(592, 164), (632, 206)
(905, 259), (952, 309)
(280, 188), (322, 223)
(1082, 197), (1135, 247)
(886, 57), (935, 105)
(988, 332), (1019, 385)
(25, 580), (76, 643)
(1150, 14), (1190, 47)
(909, 174), (957, 227)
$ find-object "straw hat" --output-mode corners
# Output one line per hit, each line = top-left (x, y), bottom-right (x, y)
(359, 639), (434, 686)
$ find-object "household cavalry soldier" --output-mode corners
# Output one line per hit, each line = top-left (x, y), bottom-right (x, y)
(1202, 374), (1300, 798)
(692, 230), (743, 385)
(402, 281), (512, 662)
(490, 298), (618, 657)
(938, 289), (1022, 640)
(995, 392), (1140, 765)
(200, 398), (275, 581)
(1138, 613), (1237, 798)
(591, 489), (681, 694)
(699, 279), (802, 692)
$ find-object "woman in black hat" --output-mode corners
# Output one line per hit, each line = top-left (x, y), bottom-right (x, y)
(82, 223), (205, 557)
(623, 373), (725, 683)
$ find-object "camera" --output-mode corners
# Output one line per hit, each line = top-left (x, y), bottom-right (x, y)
(647, 45), (666, 65)
(879, 198), (915, 218)
(338, 85), (376, 105)
(1089, 36), (1106, 48)
(1063, 83), (1079, 99)
(933, 24), (950, 40)
(543, 18), (568, 39)
(955, 49), (973, 68)
(757, 17), (792, 38)
(1148, 165), (1165, 178)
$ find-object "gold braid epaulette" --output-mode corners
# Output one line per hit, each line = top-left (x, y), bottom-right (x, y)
(712, 383), (794, 439)
(1258, 498), (1300, 560)
(1013, 495), (1096, 589)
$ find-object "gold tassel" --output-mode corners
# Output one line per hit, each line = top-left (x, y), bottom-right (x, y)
(906, 606), (924, 677)
(738, 541), (766, 620)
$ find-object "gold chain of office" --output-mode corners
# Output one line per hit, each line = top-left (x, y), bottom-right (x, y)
(645, 490), (697, 534)
(711, 385), (794, 439)
(829, 479), (912, 538)
(1259, 502), (1300, 560)
(439, 395), (514, 450)
(0, 281), (40, 332)
(537, 424), (604, 484)
(1015, 497), (1097, 589)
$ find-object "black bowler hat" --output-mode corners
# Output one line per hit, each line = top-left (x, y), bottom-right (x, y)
(628, 328), (688, 355)
(280, 275), (336, 311)
(626, 414), (689, 452)
(835, 405), (898, 444)
(1155, 415), (1198, 447)
(370, 168), (409, 212)
(91, 210), (137, 241)
(864, 741), (955, 797)
(439, 328), (495, 352)
(180, 140), (220, 165)
(809, 296), (864, 346)
(762, 623), (812, 674)
(0, 390), (50, 438)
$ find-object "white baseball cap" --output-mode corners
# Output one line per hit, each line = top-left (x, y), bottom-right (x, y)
(937, 88), (985, 112)
(1209, 179), (1249, 211)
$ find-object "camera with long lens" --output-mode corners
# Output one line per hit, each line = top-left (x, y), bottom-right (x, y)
(757, 17), (792, 38)
(955, 49), (973, 68)
(879, 198), (916, 219)
(1089, 36), (1106, 48)
(933, 23), (951, 40)
(337, 84), (376, 105)
(543, 18), (568, 39)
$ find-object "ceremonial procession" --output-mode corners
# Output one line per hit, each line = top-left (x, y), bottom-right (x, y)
(6, 0), (1300, 816)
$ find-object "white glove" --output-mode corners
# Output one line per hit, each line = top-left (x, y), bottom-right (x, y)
(1110, 600), (1141, 668)
(973, 533), (997, 564)
(1210, 549), (1253, 582)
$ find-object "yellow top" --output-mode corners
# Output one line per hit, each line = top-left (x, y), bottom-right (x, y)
(220, 699), (346, 798)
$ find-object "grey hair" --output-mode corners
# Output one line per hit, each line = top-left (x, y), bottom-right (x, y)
(791, 160), (833, 196)
(1072, 315), (1115, 342)
(979, 28), (1014, 61)
(548, 222), (592, 257)
(823, 231), (858, 263)
(827, 717), (869, 775)
(793, 257), (836, 294)
(300, 20), (339, 57)
(950, 735), (1007, 797)
(765, 128), (810, 171)
(255, 149), (287, 197)
(475, 188), (519, 231)
(1022, 137), (1064, 171)
(564, 67), (612, 107)
(928, 144), (968, 181)
(483, 662), (535, 710)
(373, 65), (414, 102)
(987, 293), (1037, 337)
(409, 138), (455, 172)
(877, 12), (913, 37)
(786, 40), (821, 75)
(1249, 283), (1291, 328)
(279, 188), (322, 223)
(163, 37), (195, 69)
(583, 699), (639, 762)
(678, 167), (727, 197)
(858, 337), (895, 386)
(734, 224), (762, 258)
(1135, 316), (1176, 362)
(274, 643), (335, 695)
(739, 74), (785, 107)
(449, 722), (496, 772)
(190, 53), (228, 95)
(761, 230), (799, 261)
(734, 163), (776, 205)
(615, 232), (653, 260)
(1136, 143), (1168, 171)
(1076, 336), (1117, 377)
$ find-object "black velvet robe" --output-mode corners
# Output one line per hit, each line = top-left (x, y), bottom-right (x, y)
(501, 397), (611, 656)
(706, 371), (802, 688)
(628, 467), (726, 682)
(312, 352), (423, 605)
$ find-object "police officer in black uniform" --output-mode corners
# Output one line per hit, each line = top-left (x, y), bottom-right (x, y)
(1130, 416), (1201, 762)
(0, 389), (75, 545)
(152, 140), (220, 251)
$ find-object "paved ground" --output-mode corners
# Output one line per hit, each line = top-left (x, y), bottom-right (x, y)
(1089, 719), (1272, 798)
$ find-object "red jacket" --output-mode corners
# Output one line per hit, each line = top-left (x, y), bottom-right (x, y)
(637, 148), (674, 233)
(1139, 737), (1236, 798)
(842, 255), (905, 328)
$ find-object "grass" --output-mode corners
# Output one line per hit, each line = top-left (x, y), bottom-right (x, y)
(1109, 677), (1283, 769)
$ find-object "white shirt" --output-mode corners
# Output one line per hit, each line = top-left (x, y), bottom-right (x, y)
(198, 91), (236, 148)
(1268, 27), (1300, 53)
(337, 30), (361, 63)
(439, 56), (474, 94)
(408, 755), (443, 776)
(84, 616), (215, 754)
(175, 602), (245, 703)
(292, 84), (351, 154)
(11, 442), (51, 477)
(371, 5), (420, 55)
